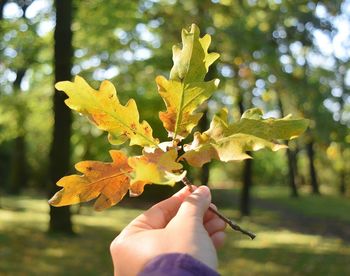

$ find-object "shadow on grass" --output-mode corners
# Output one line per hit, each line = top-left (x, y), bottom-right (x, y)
(0, 225), (119, 276)
(219, 244), (350, 276)
(2, 190), (350, 276)
(1, 223), (350, 276)
(212, 188), (350, 243)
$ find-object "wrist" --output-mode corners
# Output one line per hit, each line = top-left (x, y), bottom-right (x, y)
(138, 253), (219, 276)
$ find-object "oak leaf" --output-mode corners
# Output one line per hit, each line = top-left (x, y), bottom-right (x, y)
(55, 76), (159, 147)
(157, 24), (220, 140)
(227, 108), (310, 140)
(48, 150), (132, 211)
(182, 108), (309, 167)
(128, 148), (186, 196)
(48, 24), (309, 218)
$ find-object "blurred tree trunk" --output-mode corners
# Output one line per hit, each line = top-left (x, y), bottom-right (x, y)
(8, 69), (28, 195)
(0, 0), (7, 21)
(338, 66), (348, 196)
(240, 157), (253, 216)
(306, 139), (320, 195)
(284, 146), (299, 197)
(339, 146), (347, 196)
(293, 145), (303, 186)
(198, 109), (210, 186)
(195, 0), (213, 187)
(277, 94), (299, 197)
(3, 2), (34, 195)
(339, 169), (346, 195)
(0, 0), (7, 206)
(237, 95), (253, 216)
(48, 0), (74, 234)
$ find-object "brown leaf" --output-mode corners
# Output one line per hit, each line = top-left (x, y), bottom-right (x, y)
(49, 150), (132, 211)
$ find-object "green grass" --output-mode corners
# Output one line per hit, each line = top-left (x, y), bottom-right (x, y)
(218, 209), (350, 275)
(0, 191), (350, 276)
(0, 195), (141, 276)
(252, 186), (350, 223)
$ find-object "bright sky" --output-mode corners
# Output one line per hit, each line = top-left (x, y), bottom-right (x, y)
(314, 0), (350, 61)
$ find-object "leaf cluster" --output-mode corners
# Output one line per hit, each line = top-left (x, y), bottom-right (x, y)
(49, 24), (308, 211)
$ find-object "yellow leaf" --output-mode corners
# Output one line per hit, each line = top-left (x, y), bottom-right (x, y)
(157, 24), (220, 140)
(128, 148), (186, 196)
(55, 76), (159, 147)
(49, 150), (132, 211)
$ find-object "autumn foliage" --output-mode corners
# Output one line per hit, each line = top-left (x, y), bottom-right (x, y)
(49, 24), (308, 211)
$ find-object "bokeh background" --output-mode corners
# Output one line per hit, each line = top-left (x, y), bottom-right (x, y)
(0, 0), (349, 275)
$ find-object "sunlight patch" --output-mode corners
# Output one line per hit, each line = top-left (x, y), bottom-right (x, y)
(234, 230), (349, 254)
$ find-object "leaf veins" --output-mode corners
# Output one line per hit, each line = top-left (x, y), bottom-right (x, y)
(49, 150), (132, 211)
(182, 108), (309, 167)
(55, 76), (159, 147)
(157, 24), (220, 140)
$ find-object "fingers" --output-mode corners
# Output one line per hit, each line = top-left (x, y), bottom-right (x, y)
(175, 186), (211, 221)
(204, 204), (227, 249)
(204, 216), (226, 235)
(128, 186), (193, 230)
(203, 203), (217, 224)
(210, 231), (226, 249)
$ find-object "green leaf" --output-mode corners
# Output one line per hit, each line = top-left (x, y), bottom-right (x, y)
(170, 24), (220, 82)
(181, 108), (309, 167)
(55, 76), (159, 147)
(157, 24), (220, 140)
(228, 108), (310, 140)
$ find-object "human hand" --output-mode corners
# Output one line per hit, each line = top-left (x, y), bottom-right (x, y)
(110, 185), (227, 276)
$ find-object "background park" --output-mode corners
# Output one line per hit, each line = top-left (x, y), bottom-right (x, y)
(0, 0), (349, 275)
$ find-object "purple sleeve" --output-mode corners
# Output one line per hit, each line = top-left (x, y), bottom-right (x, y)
(138, 253), (220, 276)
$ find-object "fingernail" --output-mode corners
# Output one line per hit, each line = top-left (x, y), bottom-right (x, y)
(195, 186), (210, 198)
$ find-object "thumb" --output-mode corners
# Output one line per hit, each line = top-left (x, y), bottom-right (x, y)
(175, 186), (211, 221)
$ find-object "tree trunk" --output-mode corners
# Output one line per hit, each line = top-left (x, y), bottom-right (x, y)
(306, 140), (320, 195)
(339, 146), (347, 196)
(240, 157), (253, 216)
(48, 0), (74, 234)
(276, 93), (299, 197)
(197, 37), (217, 186)
(7, 69), (28, 195)
(3, 3), (32, 195)
(286, 146), (298, 197)
(237, 92), (254, 216)
(0, 0), (8, 21)
(198, 110), (210, 186)
(8, 135), (27, 194)
(339, 169), (346, 195)
(0, 0), (9, 206)
(293, 145), (303, 186)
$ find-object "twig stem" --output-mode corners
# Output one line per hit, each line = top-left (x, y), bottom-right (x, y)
(182, 177), (256, 240)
